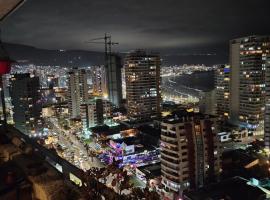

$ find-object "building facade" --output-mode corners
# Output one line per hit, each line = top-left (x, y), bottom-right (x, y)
(91, 66), (107, 98)
(10, 73), (42, 135)
(67, 68), (88, 119)
(107, 54), (123, 107)
(80, 98), (111, 130)
(215, 65), (230, 119)
(229, 36), (270, 130)
(199, 89), (216, 116)
(124, 50), (161, 122)
(265, 54), (270, 148)
(160, 112), (221, 192)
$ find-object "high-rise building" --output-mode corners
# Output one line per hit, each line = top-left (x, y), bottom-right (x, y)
(229, 36), (270, 130)
(10, 73), (42, 135)
(91, 66), (107, 97)
(80, 98), (111, 130)
(67, 68), (88, 119)
(160, 112), (221, 192)
(265, 55), (270, 148)
(215, 65), (230, 119)
(199, 89), (216, 115)
(107, 54), (123, 107)
(121, 67), (126, 99)
(124, 50), (161, 122)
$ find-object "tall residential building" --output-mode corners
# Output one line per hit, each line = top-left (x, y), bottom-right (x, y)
(160, 112), (221, 192)
(199, 89), (216, 116)
(229, 36), (270, 130)
(265, 55), (270, 148)
(10, 73), (42, 135)
(215, 65), (230, 119)
(124, 50), (161, 122)
(91, 66), (107, 97)
(121, 67), (126, 99)
(107, 54), (123, 107)
(80, 98), (111, 130)
(67, 68), (88, 119)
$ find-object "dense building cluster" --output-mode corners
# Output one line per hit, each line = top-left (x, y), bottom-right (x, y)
(0, 32), (270, 199)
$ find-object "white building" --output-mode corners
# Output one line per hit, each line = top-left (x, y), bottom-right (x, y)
(67, 68), (88, 119)
(80, 98), (111, 130)
(229, 36), (270, 131)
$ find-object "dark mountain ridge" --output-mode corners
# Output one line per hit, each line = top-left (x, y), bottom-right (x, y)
(3, 42), (226, 66)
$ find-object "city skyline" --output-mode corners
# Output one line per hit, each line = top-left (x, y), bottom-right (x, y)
(1, 1), (270, 200)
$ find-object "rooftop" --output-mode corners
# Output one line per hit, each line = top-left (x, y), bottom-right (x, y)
(162, 110), (216, 124)
(137, 163), (161, 179)
(91, 124), (128, 137)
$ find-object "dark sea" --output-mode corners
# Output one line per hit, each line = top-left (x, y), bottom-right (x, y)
(162, 71), (215, 97)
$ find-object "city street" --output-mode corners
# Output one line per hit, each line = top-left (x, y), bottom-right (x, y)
(45, 117), (104, 171)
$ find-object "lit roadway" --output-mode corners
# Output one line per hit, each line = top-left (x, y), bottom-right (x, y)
(45, 117), (104, 171)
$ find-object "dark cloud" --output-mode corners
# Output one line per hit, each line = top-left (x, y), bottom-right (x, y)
(2, 0), (270, 57)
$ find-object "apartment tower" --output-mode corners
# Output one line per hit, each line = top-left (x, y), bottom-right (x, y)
(80, 98), (111, 130)
(91, 66), (107, 97)
(160, 111), (221, 192)
(229, 36), (270, 131)
(10, 73), (42, 135)
(215, 65), (230, 119)
(107, 54), (123, 107)
(124, 50), (161, 122)
(67, 68), (88, 119)
(265, 54), (270, 148)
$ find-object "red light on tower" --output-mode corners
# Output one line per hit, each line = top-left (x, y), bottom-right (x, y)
(0, 60), (11, 75)
(0, 39), (13, 75)
(0, 0), (25, 126)
(0, 39), (13, 126)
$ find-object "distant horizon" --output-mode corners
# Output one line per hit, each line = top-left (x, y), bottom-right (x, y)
(5, 41), (228, 66)
(2, 0), (270, 64)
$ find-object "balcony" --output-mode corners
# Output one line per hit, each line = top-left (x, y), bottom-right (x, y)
(161, 149), (179, 158)
(161, 169), (179, 178)
(161, 139), (178, 147)
(161, 162), (180, 173)
(161, 155), (180, 165)
(162, 145), (179, 152)
(161, 131), (177, 139)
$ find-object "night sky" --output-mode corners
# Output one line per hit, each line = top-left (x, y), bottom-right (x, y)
(2, 0), (270, 60)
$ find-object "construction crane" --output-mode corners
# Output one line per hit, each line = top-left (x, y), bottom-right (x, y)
(85, 33), (119, 69)
(85, 34), (119, 125)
